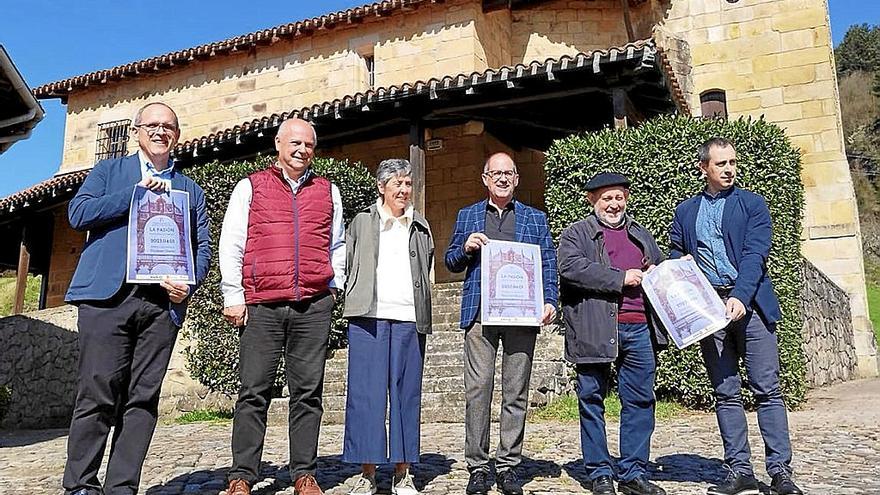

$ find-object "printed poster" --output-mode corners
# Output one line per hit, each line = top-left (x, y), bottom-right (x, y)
(126, 185), (196, 284)
(480, 240), (544, 326)
(642, 258), (730, 349)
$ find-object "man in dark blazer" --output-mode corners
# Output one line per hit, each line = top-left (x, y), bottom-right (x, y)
(445, 152), (558, 495)
(669, 137), (802, 495)
(62, 102), (211, 495)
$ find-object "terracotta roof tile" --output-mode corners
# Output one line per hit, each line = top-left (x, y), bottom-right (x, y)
(0, 170), (89, 218)
(32, 0), (447, 99)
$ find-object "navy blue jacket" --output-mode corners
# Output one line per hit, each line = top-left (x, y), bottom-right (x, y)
(669, 186), (781, 323)
(444, 198), (558, 329)
(65, 154), (212, 326)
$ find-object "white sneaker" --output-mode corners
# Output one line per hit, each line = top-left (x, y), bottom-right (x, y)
(392, 471), (419, 495)
(349, 473), (377, 495)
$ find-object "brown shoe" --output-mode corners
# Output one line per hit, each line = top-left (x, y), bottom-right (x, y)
(225, 478), (251, 495)
(294, 474), (324, 495)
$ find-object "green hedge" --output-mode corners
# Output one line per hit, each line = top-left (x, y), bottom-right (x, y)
(183, 155), (376, 395)
(544, 116), (806, 408)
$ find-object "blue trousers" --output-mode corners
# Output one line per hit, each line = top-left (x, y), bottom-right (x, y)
(699, 308), (793, 477)
(343, 318), (426, 464)
(576, 323), (657, 482)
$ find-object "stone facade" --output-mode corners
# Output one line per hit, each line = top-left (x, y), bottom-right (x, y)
(0, 306), (79, 429)
(10, 0), (873, 427)
(656, 0), (878, 376)
(801, 260), (858, 387)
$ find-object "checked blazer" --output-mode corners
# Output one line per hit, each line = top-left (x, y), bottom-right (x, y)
(444, 198), (558, 329)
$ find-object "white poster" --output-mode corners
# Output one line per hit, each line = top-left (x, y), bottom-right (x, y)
(642, 258), (729, 349)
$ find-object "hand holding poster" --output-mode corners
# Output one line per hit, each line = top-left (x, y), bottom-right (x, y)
(480, 240), (544, 326)
(126, 185), (196, 284)
(641, 258), (729, 349)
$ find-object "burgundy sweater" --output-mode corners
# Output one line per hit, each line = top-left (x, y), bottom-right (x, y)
(601, 225), (647, 324)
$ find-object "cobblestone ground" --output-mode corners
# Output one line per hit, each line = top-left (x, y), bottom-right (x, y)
(2, 378), (878, 495)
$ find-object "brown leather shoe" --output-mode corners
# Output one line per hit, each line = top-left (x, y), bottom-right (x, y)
(294, 474), (324, 495)
(225, 478), (251, 495)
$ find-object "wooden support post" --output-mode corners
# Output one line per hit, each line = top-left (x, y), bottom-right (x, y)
(409, 121), (426, 213)
(13, 225), (30, 315)
(613, 89), (629, 129)
(619, 0), (636, 42)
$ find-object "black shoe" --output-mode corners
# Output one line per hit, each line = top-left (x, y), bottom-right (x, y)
(591, 475), (617, 495)
(770, 472), (803, 495)
(707, 471), (759, 495)
(496, 469), (524, 495)
(619, 476), (666, 495)
(466, 469), (491, 495)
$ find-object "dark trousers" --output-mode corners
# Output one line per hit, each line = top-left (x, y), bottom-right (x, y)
(576, 323), (657, 482)
(699, 308), (793, 478)
(342, 318), (426, 465)
(63, 285), (178, 495)
(464, 322), (537, 473)
(228, 293), (334, 484)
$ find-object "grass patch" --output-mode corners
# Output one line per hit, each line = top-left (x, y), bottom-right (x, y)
(174, 409), (234, 424)
(866, 284), (880, 346)
(531, 393), (686, 422)
(0, 274), (42, 316)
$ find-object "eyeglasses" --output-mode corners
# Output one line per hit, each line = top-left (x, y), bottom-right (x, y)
(135, 123), (178, 134)
(483, 170), (517, 181)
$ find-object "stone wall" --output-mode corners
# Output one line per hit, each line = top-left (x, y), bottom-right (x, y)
(657, 0), (878, 376)
(0, 306), (79, 429)
(801, 260), (858, 387)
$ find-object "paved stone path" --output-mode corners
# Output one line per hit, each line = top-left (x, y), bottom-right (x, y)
(2, 378), (878, 495)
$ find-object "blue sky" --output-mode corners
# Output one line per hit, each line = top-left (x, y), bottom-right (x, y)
(0, 0), (877, 198)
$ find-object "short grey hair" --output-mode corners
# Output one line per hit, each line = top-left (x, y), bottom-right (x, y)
(698, 137), (735, 163)
(376, 158), (412, 185)
(133, 102), (179, 129)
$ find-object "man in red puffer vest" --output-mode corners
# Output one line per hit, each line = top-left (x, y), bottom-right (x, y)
(219, 118), (345, 495)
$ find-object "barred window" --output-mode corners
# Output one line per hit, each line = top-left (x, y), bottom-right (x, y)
(95, 119), (131, 162)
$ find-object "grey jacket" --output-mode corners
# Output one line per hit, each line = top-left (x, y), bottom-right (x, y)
(557, 215), (668, 364)
(343, 203), (435, 334)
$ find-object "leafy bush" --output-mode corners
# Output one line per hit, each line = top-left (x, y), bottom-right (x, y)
(183, 155), (376, 395)
(544, 116), (806, 408)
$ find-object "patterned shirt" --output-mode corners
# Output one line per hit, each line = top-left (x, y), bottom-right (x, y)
(695, 188), (738, 287)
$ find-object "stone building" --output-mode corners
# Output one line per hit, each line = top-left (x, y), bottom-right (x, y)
(0, 0), (875, 425)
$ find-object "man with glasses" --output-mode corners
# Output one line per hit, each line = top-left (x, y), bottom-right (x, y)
(445, 152), (557, 495)
(669, 138), (802, 495)
(557, 173), (667, 495)
(62, 102), (211, 495)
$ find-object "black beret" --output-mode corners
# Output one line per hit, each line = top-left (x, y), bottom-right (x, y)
(585, 172), (631, 192)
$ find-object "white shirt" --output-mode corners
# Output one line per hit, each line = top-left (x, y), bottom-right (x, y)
(218, 165), (346, 307)
(366, 199), (416, 322)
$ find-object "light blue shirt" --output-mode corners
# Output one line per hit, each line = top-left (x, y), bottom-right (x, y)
(137, 150), (175, 190)
(695, 188), (738, 287)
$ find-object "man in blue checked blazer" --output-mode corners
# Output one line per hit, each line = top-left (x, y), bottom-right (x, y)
(62, 103), (211, 495)
(445, 152), (558, 495)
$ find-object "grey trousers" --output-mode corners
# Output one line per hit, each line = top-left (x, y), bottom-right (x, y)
(464, 322), (537, 472)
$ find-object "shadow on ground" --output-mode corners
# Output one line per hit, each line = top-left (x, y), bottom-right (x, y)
(144, 453), (457, 494)
(562, 453), (726, 488)
(0, 428), (69, 448)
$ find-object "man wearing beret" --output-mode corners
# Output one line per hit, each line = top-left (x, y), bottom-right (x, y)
(557, 173), (667, 495)
(670, 138), (802, 495)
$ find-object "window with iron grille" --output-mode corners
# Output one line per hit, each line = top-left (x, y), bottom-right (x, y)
(95, 119), (131, 162)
